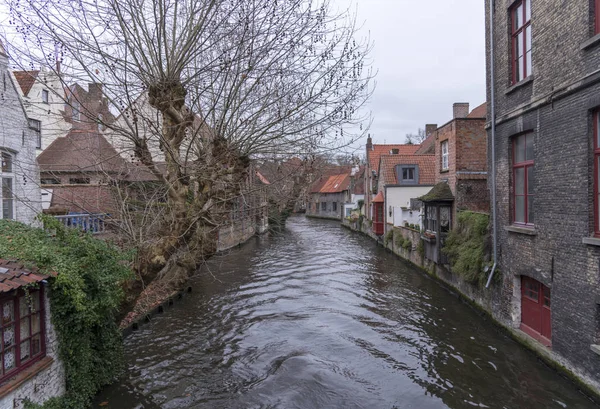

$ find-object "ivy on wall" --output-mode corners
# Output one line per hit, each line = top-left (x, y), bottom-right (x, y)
(442, 211), (491, 286)
(0, 216), (132, 409)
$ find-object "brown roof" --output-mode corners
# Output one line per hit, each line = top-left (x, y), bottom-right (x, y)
(372, 191), (384, 203)
(467, 102), (487, 119)
(319, 173), (350, 193)
(0, 259), (56, 293)
(13, 70), (40, 97)
(309, 164), (353, 193)
(39, 130), (134, 175)
(378, 154), (436, 186)
(352, 166), (365, 195)
(414, 132), (436, 155)
(369, 144), (420, 172)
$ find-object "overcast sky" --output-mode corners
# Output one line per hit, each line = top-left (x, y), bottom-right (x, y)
(335, 0), (486, 149)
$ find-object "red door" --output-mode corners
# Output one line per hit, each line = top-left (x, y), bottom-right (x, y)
(373, 203), (384, 235)
(520, 276), (551, 346)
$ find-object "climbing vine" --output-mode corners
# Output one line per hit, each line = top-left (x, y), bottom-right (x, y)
(0, 216), (132, 409)
(442, 211), (491, 286)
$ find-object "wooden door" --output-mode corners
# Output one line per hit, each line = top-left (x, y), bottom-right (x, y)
(521, 276), (551, 346)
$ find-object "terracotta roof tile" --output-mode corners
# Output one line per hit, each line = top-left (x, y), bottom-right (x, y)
(13, 70), (40, 97)
(0, 259), (55, 294)
(368, 144), (420, 172)
(468, 102), (487, 118)
(372, 191), (384, 203)
(378, 154), (436, 186)
(319, 173), (350, 193)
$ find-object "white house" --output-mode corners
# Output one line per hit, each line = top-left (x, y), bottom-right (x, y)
(0, 42), (42, 225)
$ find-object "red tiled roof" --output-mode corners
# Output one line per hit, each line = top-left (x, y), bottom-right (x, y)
(309, 164), (353, 193)
(378, 154), (436, 186)
(372, 191), (384, 203)
(368, 144), (420, 172)
(319, 173), (350, 193)
(256, 170), (270, 185)
(468, 102), (487, 118)
(13, 70), (40, 97)
(0, 259), (56, 293)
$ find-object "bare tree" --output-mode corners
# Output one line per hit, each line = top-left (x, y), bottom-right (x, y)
(6, 0), (373, 303)
(405, 128), (426, 145)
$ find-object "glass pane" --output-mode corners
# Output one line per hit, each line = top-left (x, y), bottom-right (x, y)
(3, 324), (14, 348)
(515, 168), (525, 194)
(31, 313), (40, 334)
(525, 134), (534, 161)
(515, 135), (525, 163)
(4, 348), (15, 371)
(525, 26), (532, 53)
(526, 51), (532, 78)
(518, 57), (525, 81)
(515, 5), (523, 29)
(525, 0), (531, 22)
(20, 340), (30, 362)
(2, 178), (13, 220)
(516, 196), (525, 223)
(31, 334), (41, 356)
(19, 318), (30, 340)
(1, 152), (12, 173)
(527, 166), (534, 194)
(440, 207), (451, 233)
(2, 301), (13, 325)
(517, 32), (524, 57)
(31, 292), (40, 312)
(528, 195), (534, 224)
(19, 296), (28, 317)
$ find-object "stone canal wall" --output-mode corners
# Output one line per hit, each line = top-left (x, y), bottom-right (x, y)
(342, 218), (600, 397)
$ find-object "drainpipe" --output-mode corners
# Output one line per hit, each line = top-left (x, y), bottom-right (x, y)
(486, 0), (498, 288)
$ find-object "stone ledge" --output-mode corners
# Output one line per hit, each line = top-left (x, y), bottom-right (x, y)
(591, 344), (600, 357)
(505, 75), (534, 95)
(582, 237), (600, 247)
(504, 225), (537, 236)
(581, 33), (600, 50)
(0, 356), (53, 399)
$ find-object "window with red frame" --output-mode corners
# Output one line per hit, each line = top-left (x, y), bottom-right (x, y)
(594, 111), (600, 236)
(513, 133), (534, 225)
(511, 0), (532, 84)
(0, 289), (45, 382)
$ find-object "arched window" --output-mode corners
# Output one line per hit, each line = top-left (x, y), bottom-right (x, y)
(1, 150), (14, 220)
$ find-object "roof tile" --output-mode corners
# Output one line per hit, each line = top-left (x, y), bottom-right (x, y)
(13, 70), (39, 97)
(378, 154), (436, 186)
(0, 260), (55, 294)
(319, 173), (350, 193)
(368, 144), (420, 172)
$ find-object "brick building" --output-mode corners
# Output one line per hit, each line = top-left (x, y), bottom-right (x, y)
(0, 42), (42, 225)
(419, 102), (488, 264)
(486, 0), (600, 391)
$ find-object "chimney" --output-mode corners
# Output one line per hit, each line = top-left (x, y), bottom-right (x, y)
(453, 103), (470, 119)
(366, 134), (373, 152)
(425, 124), (437, 136)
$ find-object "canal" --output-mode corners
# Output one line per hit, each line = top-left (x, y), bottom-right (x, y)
(95, 216), (599, 409)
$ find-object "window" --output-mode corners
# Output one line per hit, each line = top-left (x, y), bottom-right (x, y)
(396, 165), (418, 185)
(72, 100), (80, 121)
(441, 141), (449, 171)
(41, 89), (49, 104)
(513, 133), (534, 225)
(40, 178), (60, 185)
(332, 202), (337, 212)
(595, 111), (600, 236)
(69, 178), (90, 185)
(29, 119), (42, 149)
(596, 0), (600, 35)
(1, 151), (14, 220)
(0, 289), (45, 382)
(425, 205), (437, 233)
(511, 0), (532, 84)
(321, 202), (326, 211)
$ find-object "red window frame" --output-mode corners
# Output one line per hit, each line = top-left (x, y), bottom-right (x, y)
(511, 0), (532, 84)
(0, 288), (46, 383)
(513, 133), (534, 225)
(594, 111), (600, 236)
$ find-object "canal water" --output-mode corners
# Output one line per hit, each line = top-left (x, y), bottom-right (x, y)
(95, 216), (599, 409)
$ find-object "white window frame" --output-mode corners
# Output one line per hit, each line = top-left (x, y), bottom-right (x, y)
(441, 140), (449, 171)
(1, 150), (15, 220)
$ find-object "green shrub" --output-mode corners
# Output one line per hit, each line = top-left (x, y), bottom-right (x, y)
(442, 211), (490, 286)
(384, 229), (394, 247)
(417, 239), (424, 258)
(394, 231), (406, 248)
(402, 239), (412, 251)
(0, 217), (132, 409)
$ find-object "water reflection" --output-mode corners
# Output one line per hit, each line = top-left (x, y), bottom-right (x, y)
(95, 216), (599, 409)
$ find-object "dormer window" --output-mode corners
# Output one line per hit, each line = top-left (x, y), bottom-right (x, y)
(396, 165), (418, 185)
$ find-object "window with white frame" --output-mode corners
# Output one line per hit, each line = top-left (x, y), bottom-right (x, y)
(441, 140), (449, 171)
(1, 151), (14, 220)
(29, 119), (41, 149)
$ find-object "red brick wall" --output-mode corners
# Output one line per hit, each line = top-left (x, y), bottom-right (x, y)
(456, 119), (487, 172)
